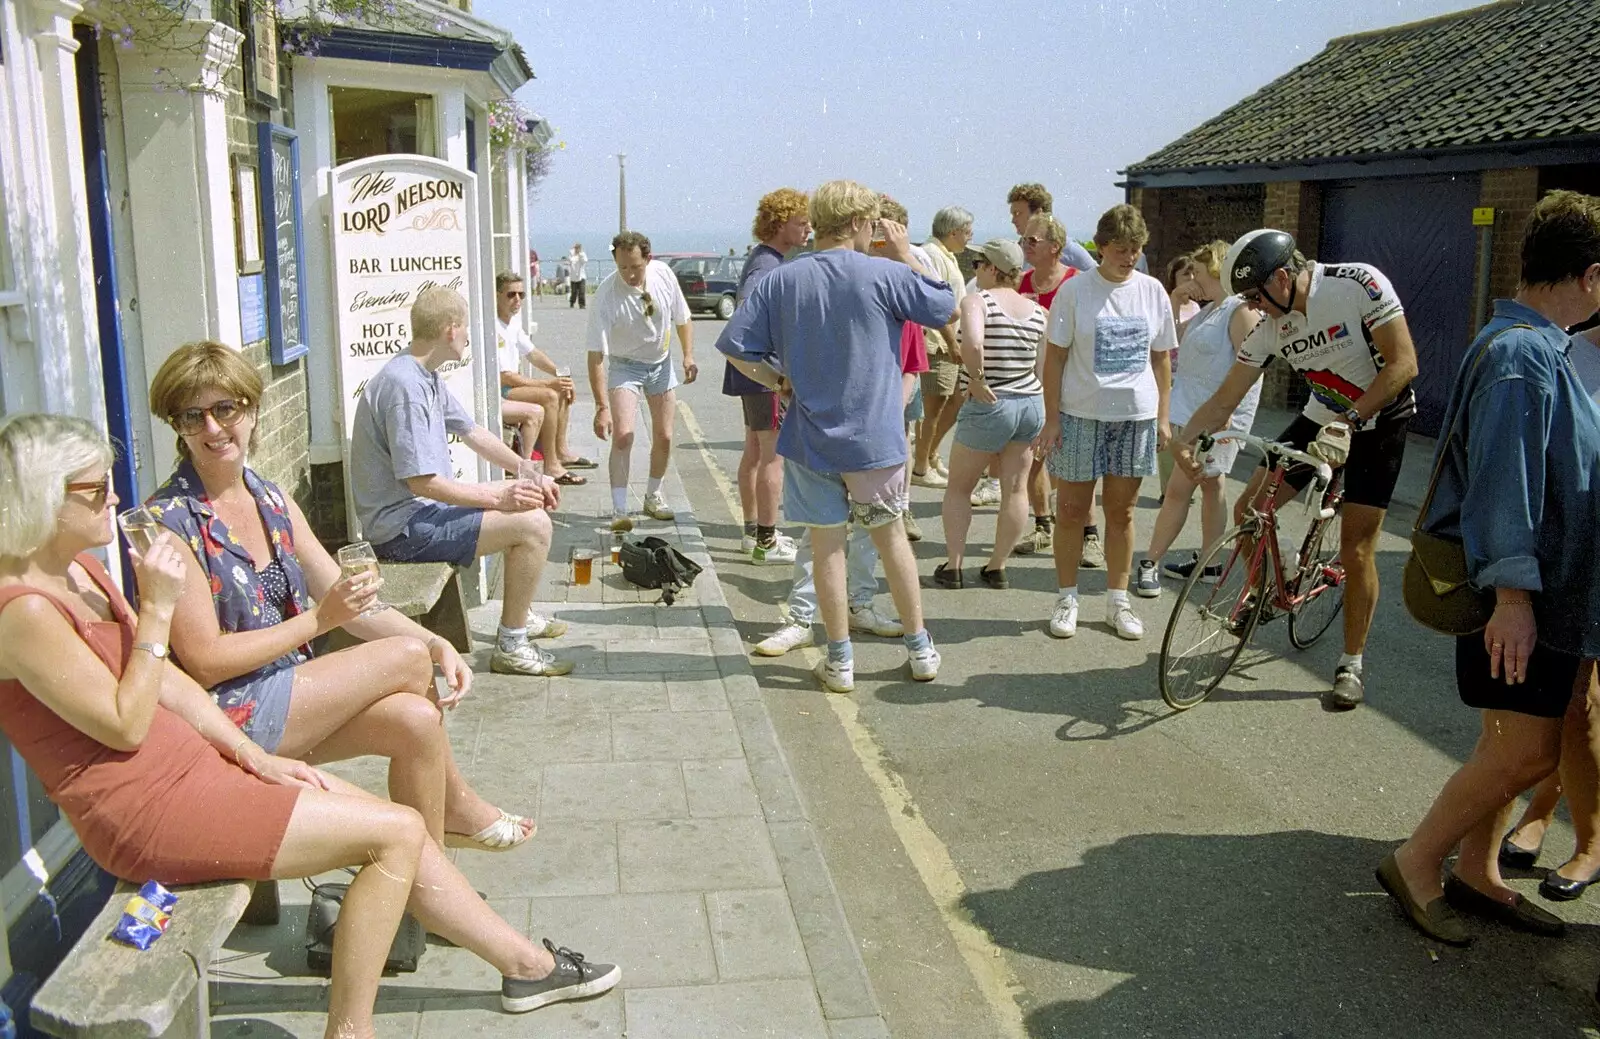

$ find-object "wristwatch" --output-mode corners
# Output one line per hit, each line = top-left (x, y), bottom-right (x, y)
(132, 641), (168, 659)
(1342, 408), (1366, 431)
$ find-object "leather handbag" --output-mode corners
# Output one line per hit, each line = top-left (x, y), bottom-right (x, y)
(305, 880), (426, 974)
(619, 535), (703, 606)
(1401, 325), (1529, 636)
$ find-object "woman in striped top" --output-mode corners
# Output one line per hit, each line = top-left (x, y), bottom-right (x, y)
(934, 239), (1048, 589)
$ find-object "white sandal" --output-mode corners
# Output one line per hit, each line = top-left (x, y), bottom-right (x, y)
(444, 811), (536, 852)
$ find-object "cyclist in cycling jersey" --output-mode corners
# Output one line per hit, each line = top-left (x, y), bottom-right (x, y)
(1174, 228), (1419, 710)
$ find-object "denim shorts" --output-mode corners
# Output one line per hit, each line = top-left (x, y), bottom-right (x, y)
(215, 667), (296, 753)
(373, 501), (483, 568)
(904, 381), (925, 424)
(954, 394), (1045, 454)
(1046, 413), (1157, 482)
(784, 461), (909, 529)
(608, 355), (678, 397)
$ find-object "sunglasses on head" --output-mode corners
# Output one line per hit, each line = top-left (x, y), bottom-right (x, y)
(170, 399), (250, 436)
(65, 474), (113, 509)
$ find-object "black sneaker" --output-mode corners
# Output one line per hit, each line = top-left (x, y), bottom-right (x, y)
(932, 562), (964, 589)
(1163, 554), (1222, 584)
(501, 939), (621, 1013)
(1329, 666), (1365, 710)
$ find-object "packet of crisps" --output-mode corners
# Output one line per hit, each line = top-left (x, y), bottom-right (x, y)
(109, 881), (179, 949)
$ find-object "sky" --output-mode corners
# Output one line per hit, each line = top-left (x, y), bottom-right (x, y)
(478, 0), (1490, 244)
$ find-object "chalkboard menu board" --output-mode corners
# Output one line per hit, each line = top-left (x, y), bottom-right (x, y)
(257, 123), (307, 364)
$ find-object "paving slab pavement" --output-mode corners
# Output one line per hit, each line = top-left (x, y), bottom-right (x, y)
(208, 400), (887, 1038)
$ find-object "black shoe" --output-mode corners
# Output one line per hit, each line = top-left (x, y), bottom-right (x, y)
(1539, 865), (1600, 902)
(979, 566), (1008, 589)
(1375, 852), (1472, 946)
(932, 563), (964, 589)
(1499, 835), (1542, 871)
(1329, 666), (1365, 709)
(1443, 874), (1565, 936)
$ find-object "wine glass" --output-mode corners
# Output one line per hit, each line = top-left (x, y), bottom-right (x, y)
(117, 507), (160, 554)
(335, 541), (387, 617)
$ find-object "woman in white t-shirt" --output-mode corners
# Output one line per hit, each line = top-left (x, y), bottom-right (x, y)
(1039, 205), (1178, 641)
(1134, 241), (1262, 597)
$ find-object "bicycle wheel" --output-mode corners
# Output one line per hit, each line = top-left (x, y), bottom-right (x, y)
(1160, 526), (1266, 711)
(1288, 496), (1345, 650)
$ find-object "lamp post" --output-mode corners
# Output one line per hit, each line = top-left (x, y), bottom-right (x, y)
(617, 153), (627, 232)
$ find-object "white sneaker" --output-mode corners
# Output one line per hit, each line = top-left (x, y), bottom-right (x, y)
(527, 613), (569, 639)
(932, 454), (949, 477)
(642, 491), (673, 521)
(970, 477), (1001, 506)
(754, 622), (814, 657)
(1107, 599), (1145, 640)
(1080, 532), (1106, 568)
(909, 644), (940, 682)
(490, 642), (575, 676)
(740, 532), (756, 554)
(750, 534), (798, 565)
(912, 468), (948, 489)
(1049, 596), (1079, 638)
(1133, 560), (1161, 599)
(849, 604), (904, 637)
(815, 656), (855, 693)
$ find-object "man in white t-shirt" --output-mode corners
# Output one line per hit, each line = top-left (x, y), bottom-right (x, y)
(567, 242), (589, 309)
(1040, 203), (1177, 642)
(494, 271), (594, 485)
(586, 230), (696, 530)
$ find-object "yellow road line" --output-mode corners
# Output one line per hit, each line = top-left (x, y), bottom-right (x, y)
(678, 399), (1030, 1039)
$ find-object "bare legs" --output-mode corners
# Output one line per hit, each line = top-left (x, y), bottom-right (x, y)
(475, 507), (554, 630)
(274, 637), (523, 844)
(812, 518), (924, 644)
(607, 387), (675, 501)
(506, 384), (571, 480)
(1506, 662), (1600, 880)
(1393, 708), (1563, 907)
(271, 775), (559, 1039)
(737, 428), (782, 528)
(1055, 476), (1141, 591)
(1145, 465), (1227, 562)
(914, 390), (958, 474)
(940, 441), (1033, 573)
(498, 399), (544, 463)
(1339, 504), (1385, 656)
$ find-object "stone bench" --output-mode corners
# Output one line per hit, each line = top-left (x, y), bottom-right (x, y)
(326, 560), (471, 654)
(30, 880), (279, 1039)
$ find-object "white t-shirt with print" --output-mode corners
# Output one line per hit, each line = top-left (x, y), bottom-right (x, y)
(1046, 268), (1179, 422)
(586, 259), (692, 364)
(495, 317), (535, 375)
(1234, 262), (1411, 425)
(568, 250), (588, 281)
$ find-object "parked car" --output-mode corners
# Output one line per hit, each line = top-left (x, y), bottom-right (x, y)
(663, 253), (741, 319)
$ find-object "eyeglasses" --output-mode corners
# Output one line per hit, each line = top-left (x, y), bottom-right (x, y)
(1240, 289), (1264, 306)
(65, 474), (113, 509)
(639, 290), (656, 319)
(170, 399), (251, 436)
(503, 290), (525, 300)
(1020, 236), (1048, 247)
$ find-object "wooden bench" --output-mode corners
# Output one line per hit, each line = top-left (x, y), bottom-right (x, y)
(325, 560), (471, 654)
(30, 880), (279, 1039)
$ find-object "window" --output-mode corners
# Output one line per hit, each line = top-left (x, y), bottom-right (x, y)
(330, 87), (436, 164)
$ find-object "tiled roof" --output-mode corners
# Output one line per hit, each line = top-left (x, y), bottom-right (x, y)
(1127, 0), (1600, 174)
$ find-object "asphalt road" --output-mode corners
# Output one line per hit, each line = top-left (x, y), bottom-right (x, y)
(529, 296), (1600, 1039)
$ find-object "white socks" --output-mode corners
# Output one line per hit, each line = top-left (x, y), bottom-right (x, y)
(1058, 586), (1078, 601)
(647, 476), (663, 496)
(1339, 652), (1364, 672)
(611, 487), (628, 514)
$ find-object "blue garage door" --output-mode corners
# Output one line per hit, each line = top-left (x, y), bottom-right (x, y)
(1319, 174), (1480, 436)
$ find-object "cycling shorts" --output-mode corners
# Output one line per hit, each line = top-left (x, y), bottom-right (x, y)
(1259, 413), (1409, 510)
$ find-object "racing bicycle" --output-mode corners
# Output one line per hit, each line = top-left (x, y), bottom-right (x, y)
(1158, 431), (1347, 711)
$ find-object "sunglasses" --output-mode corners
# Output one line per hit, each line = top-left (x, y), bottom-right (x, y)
(639, 290), (656, 319)
(1020, 235), (1048, 247)
(1240, 289), (1265, 306)
(503, 290), (526, 300)
(65, 474), (113, 509)
(170, 399), (251, 436)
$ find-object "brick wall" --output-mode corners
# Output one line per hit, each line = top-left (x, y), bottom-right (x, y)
(1131, 183), (1265, 281)
(1479, 167), (1539, 301)
(1259, 181), (1328, 413)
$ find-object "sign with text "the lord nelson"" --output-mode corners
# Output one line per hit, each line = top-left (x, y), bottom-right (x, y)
(329, 155), (484, 515)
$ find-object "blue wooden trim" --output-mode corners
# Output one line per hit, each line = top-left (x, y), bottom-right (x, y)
(73, 24), (138, 584)
(258, 123), (309, 366)
(1122, 135), (1600, 189)
(465, 113), (476, 175)
(305, 26), (502, 71)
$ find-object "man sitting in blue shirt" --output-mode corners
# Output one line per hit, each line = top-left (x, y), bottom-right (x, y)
(716, 180), (955, 692)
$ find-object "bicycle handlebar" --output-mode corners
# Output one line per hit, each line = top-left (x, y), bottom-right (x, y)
(1195, 430), (1337, 520)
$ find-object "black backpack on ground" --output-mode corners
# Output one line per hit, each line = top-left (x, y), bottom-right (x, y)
(618, 536), (703, 605)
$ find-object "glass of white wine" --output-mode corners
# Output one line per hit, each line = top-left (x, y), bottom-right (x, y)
(335, 541), (387, 617)
(117, 507), (160, 554)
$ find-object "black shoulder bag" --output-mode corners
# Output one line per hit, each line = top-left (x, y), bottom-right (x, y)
(618, 535), (704, 605)
(305, 877), (426, 974)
